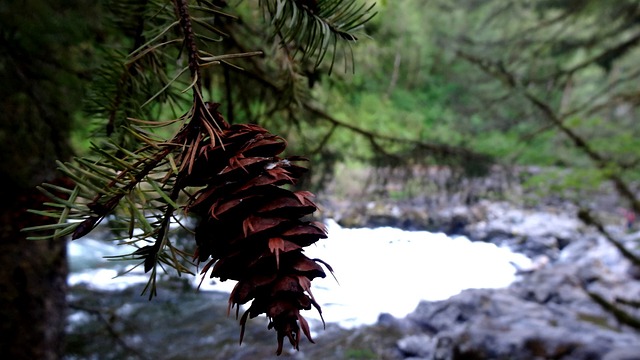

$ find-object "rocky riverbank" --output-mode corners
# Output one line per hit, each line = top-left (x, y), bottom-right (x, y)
(304, 162), (640, 359)
(64, 199), (640, 360)
(64, 165), (640, 359)
(394, 203), (640, 360)
(310, 199), (640, 360)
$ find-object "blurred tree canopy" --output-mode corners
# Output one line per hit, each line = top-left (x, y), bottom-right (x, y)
(12, 0), (635, 202)
(304, 0), (640, 210)
(426, 0), (640, 211)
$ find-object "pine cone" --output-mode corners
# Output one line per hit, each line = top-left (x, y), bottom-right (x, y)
(184, 102), (330, 355)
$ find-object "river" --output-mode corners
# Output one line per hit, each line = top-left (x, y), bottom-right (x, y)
(68, 219), (532, 330)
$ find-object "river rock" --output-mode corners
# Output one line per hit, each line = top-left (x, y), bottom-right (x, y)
(394, 225), (640, 360)
(316, 193), (640, 360)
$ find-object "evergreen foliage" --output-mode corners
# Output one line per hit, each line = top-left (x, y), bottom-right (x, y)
(23, 0), (376, 354)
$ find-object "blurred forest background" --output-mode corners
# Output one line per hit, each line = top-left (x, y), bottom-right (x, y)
(1, 0), (639, 359)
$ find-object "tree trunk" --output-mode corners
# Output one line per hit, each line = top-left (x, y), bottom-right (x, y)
(0, 0), (103, 355)
(0, 87), (75, 359)
(0, 105), (72, 357)
(0, 190), (68, 360)
(0, 9), (79, 355)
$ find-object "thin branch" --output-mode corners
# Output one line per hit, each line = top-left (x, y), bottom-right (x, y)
(457, 50), (640, 214)
(584, 288), (640, 331)
(175, 0), (201, 86)
(303, 103), (492, 165)
(577, 208), (640, 267)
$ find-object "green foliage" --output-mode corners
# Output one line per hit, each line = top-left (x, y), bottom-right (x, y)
(260, 0), (377, 71)
(276, 0), (640, 210)
(34, 0), (640, 200)
(22, 0), (640, 232)
(24, 0), (377, 299)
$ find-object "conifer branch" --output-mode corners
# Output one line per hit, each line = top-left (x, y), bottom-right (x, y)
(260, 0), (377, 71)
(175, 0), (201, 88)
(24, 1), (376, 354)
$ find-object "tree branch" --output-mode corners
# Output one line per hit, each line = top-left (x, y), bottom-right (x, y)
(457, 49), (640, 213)
(175, 0), (201, 88)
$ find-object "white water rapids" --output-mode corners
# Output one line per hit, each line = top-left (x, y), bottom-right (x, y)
(68, 219), (532, 329)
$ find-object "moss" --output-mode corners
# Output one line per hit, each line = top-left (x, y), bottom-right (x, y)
(577, 312), (619, 331)
(344, 348), (379, 359)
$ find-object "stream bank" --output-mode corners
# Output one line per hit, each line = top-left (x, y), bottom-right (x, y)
(305, 164), (640, 360)
(64, 200), (640, 360)
(64, 165), (640, 359)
